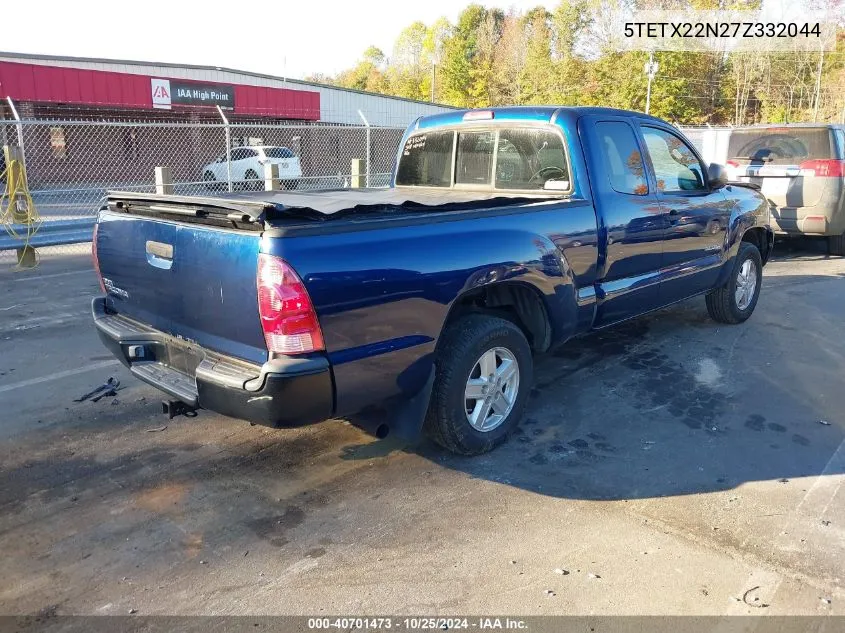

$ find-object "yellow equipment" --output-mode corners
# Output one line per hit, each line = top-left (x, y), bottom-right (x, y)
(1, 145), (41, 268)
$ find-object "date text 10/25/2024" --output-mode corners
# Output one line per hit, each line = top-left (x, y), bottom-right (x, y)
(307, 618), (528, 630)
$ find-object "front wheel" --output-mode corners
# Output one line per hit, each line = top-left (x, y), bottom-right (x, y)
(706, 242), (763, 324)
(425, 314), (533, 455)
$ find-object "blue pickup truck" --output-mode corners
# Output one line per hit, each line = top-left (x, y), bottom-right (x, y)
(92, 106), (772, 455)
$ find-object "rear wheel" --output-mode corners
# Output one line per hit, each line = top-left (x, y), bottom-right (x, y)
(706, 242), (762, 324)
(829, 232), (845, 256)
(203, 171), (217, 191)
(425, 314), (532, 456)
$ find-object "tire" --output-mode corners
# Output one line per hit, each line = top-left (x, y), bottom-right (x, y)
(829, 232), (845, 256)
(203, 171), (217, 191)
(425, 314), (533, 456)
(244, 169), (260, 191)
(706, 242), (763, 324)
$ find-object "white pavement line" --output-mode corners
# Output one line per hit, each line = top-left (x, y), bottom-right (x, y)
(792, 435), (845, 518)
(12, 270), (92, 282)
(0, 360), (121, 395)
(725, 436), (845, 616)
(0, 311), (89, 334)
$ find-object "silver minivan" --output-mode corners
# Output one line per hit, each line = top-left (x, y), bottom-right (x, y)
(726, 124), (845, 254)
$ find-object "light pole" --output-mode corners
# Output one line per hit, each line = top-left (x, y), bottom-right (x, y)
(645, 51), (659, 115)
(812, 47), (824, 122)
(431, 63), (436, 103)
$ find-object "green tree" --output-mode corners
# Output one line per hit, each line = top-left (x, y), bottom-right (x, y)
(319, 0), (843, 125)
(335, 46), (387, 93)
(519, 7), (555, 104)
(468, 9), (504, 106)
(440, 4), (487, 106)
(389, 22), (429, 100)
(494, 12), (529, 105)
(423, 17), (452, 102)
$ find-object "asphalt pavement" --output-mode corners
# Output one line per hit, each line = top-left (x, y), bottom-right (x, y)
(0, 240), (843, 616)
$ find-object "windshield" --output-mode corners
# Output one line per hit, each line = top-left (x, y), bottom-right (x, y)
(727, 128), (834, 165)
(263, 147), (295, 158)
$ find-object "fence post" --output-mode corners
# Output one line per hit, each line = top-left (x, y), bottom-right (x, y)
(350, 159), (365, 188)
(357, 110), (371, 188)
(264, 162), (280, 191)
(155, 166), (174, 194)
(216, 105), (233, 193)
(5, 97), (26, 163)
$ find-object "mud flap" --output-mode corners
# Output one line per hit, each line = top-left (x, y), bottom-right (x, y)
(349, 367), (435, 443)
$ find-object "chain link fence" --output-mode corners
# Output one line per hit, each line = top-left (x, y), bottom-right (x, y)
(2, 118), (404, 213)
(1, 116), (729, 261)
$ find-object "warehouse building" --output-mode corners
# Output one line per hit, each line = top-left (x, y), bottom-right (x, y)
(0, 51), (452, 125)
(0, 51), (455, 188)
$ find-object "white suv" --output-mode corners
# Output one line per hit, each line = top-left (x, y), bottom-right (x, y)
(203, 146), (302, 190)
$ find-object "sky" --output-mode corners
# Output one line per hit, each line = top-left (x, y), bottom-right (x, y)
(4, 0), (834, 81)
(2, 0), (558, 80)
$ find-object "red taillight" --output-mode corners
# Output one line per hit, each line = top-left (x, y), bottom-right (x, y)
(256, 254), (324, 355)
(92, 223), (106, 293)
(798, 159), (845, 178)
(726, 159), (740, 168)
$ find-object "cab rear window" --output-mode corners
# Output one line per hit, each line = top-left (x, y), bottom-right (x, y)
(396, 131), (454, 187)
(728, 128), (834, 165)
(397, 126), (570, 191)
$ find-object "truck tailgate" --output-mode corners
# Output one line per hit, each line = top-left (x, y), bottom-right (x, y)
(96, 211), (267, 365)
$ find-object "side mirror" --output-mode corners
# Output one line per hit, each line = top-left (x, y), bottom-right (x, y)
(708, 162), (728, 190)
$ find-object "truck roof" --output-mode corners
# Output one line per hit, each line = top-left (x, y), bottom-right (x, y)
(414, 106), (667, 130)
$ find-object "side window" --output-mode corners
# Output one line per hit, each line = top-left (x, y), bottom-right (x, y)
(641, 127), (706, 192)
(395, 131), (454, 187)
(455, 131), (494, 185)
(243, 148), (258, 160)
(595, 121), (648, 195)
(230, 148), (245, 161)
(495, 128), (569, 190)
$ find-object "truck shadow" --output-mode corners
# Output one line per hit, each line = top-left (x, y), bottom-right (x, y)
(346, 269), (845, 501)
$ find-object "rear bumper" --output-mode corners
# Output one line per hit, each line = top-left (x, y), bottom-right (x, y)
(771, 213), (828, 236)
(770, 206), (841, 236)
(92, 298), (334, 427)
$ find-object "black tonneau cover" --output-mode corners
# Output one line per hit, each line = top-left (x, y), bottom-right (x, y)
(107, 188), (565, 225)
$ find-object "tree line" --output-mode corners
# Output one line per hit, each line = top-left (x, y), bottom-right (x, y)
(307, 0), (845, 126)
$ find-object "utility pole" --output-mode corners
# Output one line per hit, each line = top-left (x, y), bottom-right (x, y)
(813, 48), (824, 122)
(431, 64), (436, 103)
(645, 51), (659, 115)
